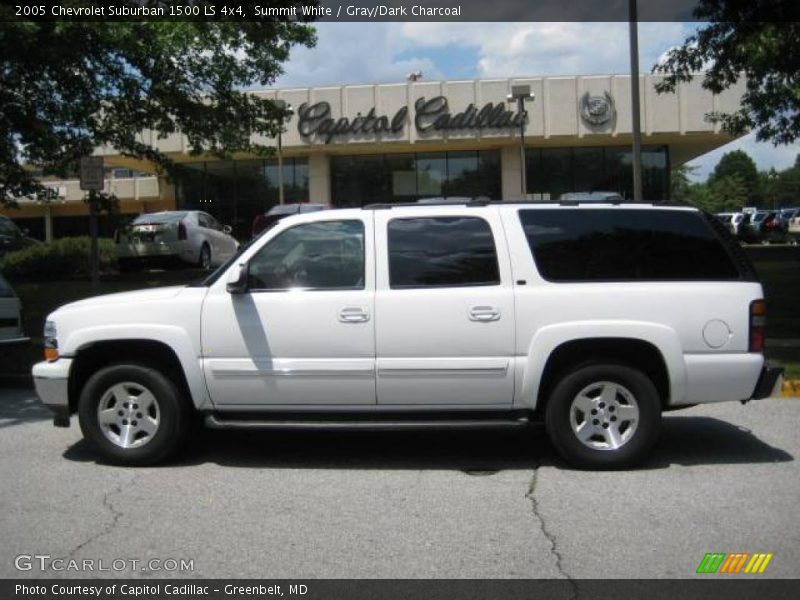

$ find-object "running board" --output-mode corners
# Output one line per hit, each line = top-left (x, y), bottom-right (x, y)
(205, 414), (531, 431)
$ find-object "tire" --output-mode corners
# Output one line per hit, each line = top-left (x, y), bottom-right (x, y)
(197, 243), (211, 270)
(78, 364), (190, 466)
(545, 363), (661, 470)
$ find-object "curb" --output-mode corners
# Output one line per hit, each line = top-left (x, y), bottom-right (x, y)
(781, 379), (800, 398)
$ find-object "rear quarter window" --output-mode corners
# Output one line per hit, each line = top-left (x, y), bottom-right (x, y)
(519, 208), (743, 282)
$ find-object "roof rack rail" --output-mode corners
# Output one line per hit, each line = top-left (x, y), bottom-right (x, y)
(362, 198), (492, 210)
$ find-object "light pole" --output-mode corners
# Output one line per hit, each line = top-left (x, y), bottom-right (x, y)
(629, 0), (643, 201)
(507, 85), (535, 199)
(274, 99), (294, 205)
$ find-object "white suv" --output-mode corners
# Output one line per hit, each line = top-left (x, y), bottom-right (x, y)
(33, 201), (783, 469)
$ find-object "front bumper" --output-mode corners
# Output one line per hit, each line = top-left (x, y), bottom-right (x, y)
(32, 359), (73, 427)
(750, 364), (784, 400)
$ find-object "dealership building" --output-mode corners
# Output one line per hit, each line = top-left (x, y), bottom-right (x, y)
(4, 74), (745, 240)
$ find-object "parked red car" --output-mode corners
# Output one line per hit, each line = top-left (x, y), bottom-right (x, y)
(251, 203), (329, 237)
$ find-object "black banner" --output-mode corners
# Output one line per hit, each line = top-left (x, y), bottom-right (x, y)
(3, 579), (800, 600)
(4, 0), (798, 22)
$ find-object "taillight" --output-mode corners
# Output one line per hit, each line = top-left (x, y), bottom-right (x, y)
(749, 300), (766, 353)
(178, 221), (187, 240)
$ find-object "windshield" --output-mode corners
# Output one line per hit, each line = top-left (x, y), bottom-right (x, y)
(266, 205), (302, 216)
(0, 273), (15, 297)
(0, 218), (21, 237)
(133, 212), (188, 224)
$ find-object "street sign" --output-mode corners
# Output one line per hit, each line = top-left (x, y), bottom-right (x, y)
(79, 156), (104, 191)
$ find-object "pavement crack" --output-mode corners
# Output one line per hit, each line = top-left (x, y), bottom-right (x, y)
(526, 464), (577, 597)
(63, 471), (137, 562)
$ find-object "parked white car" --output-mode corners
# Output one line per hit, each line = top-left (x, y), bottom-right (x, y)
(716, 212), (745, 236)
(115, 211), (238, 271)
(34, 201), (783, 469)
(0, 273), (28, 347)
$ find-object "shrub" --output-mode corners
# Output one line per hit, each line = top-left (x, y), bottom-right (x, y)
(0, 237), (116, 282)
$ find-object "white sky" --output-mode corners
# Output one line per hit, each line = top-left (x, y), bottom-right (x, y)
(272, 22), (798, 181)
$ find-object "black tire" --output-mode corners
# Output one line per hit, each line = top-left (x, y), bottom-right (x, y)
(78, 364), (190, 466)
(197, 243), (211, 270)
(545, 363), (661, 470)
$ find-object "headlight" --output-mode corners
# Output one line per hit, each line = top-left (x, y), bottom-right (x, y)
(43, 320), (58, 361)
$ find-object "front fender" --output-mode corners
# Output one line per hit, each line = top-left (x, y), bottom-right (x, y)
(518, 320), (686, 410)
(62, 324), (211, 410)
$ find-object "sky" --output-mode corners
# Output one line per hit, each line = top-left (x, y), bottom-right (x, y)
(271, 22), (798, 182)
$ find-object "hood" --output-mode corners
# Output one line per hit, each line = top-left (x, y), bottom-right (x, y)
(55, 286), (186, 313)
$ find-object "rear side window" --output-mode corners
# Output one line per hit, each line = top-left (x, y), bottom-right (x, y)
(519, 209), (742, 282)
(388, 217), (500, 288)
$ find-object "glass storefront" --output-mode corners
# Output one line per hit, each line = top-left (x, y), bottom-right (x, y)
(526, 145), (669, 201)
(167, 145), (668, 239)
(174, 158), (309, 239)
(331, 150), (501, 207)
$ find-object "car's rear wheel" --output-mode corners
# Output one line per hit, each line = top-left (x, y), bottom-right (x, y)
(78, 364), (190, 465)
(545, 363), (661, 469)
(197, 243), (211, 270)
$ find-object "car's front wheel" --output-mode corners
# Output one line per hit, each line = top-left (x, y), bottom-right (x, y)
(78, 364), (190, 465)
(545, 363), (661, 469)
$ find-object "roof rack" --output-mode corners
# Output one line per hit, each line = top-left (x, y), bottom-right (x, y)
(360, 199), (689, 210)
(362, 198), (491, 210)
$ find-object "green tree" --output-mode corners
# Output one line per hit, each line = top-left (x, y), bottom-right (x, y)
(1, 2), (316, 285)
(708, 174), (748, 211)
(671, 163), (699, 202)
(1, 3), (316, 204)
(708, 150), (760, 203)
(653, 2), (800, 145)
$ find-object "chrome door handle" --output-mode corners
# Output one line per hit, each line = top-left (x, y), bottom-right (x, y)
(469, 306), (500, 322)
(338, 306), (370, 323)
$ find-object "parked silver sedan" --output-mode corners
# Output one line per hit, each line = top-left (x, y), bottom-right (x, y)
(115, 211), (239, 271)
(0, 273), (28, 347)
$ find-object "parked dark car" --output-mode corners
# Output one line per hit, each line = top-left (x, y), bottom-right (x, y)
(0, 216), (40, 255)
(762, 211), (788, 244)
(738, 211), (784, 244)
(251, 203), (329, 237)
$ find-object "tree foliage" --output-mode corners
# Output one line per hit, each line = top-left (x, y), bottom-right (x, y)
(676, 150), (799, 212)
(709, 149), (760, 201)
(0, 2), (317, 205)
(653, 1), (800, 145)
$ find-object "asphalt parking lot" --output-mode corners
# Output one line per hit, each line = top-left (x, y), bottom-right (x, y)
(1, 387), (798, 580)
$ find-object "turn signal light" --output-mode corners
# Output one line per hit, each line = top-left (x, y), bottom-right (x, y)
(44, 347), (59, 361)
(749, 300), (766, 353)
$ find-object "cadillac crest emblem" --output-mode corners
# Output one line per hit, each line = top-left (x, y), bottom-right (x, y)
(580, 91), (615, 126)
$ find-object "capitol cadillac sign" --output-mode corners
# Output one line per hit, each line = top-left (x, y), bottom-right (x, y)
(296, 96), (528, 144)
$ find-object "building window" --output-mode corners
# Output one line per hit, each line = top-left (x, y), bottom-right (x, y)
(331, 150), (501, 207)
(174, 158), (310, 240)
(387, 216), (500, 288)
(525, 145), (669, 201)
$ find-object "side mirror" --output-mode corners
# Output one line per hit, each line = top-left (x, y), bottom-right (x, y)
(226, 263), (248, 294)
(222, 224), (233, 234)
